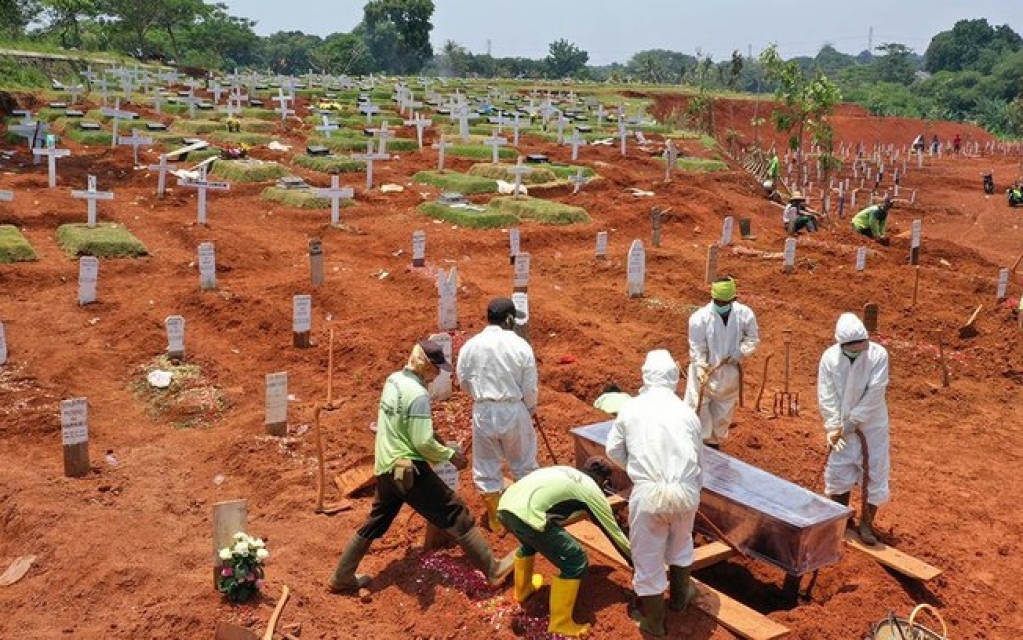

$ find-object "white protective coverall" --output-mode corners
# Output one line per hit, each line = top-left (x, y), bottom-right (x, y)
(683, 301), (760, 444)
(606, 350), (703, 597)
(817, 313), (891, 504)
(456, 325), (539, 494)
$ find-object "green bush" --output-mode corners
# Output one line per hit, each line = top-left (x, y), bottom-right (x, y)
(291, 154), (366, 173)
(0, 225), (37, 262)
(418, 202), (519, 229)
(412, 170), (498, 194)
(210, 159), (288, 183)
(56, 223), (149, 258)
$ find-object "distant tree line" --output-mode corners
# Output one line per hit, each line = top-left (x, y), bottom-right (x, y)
(1, 0), (1020, 136)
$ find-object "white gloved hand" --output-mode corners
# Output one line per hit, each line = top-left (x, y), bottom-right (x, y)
(826, 429), (846, 452)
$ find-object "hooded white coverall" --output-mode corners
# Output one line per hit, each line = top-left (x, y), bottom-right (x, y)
(606, 350), (703, 597)
(818, 314), (891, 505)
(456, 325), (539, 494)
(683, 301), (760, 444)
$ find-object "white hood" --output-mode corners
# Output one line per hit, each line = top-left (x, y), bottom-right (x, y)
(641, 349), (679, 392)
(834, 313), (869, 344)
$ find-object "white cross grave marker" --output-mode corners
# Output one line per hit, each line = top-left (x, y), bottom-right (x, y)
(452, 104), (480, 142)
(509, 112), (526, 146)
(71, 175), (114, 227)
(568, 129), (586, 162)
(272, 89), (294, 121)
(353, 141), (391, 191)
(316, 174), (355, 227)
(508, 158), (533, 199)
(101, 100), (137, 149)
(432, 135), (454, 172)
(148, 154), (178, 198)
(569, 168), (588, 195)
(373, 121), (395, 154)
(177, 167), (231, 225)
(316, 115), (339, 139)
(484, 130), (508, 164)
(404, 112), (432, 150)
(33, 139), (71, 188)
(359, 101), (380, 125)
(118, 128), (153, 167)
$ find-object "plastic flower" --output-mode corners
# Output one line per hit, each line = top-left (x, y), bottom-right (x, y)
(256, 548), (269, 560)
(219, 548), (233, 561)
(233, 541), (250, 556)
(221, 567), (233, 577)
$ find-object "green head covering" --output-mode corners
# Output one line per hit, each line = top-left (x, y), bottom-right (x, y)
(711, 277), (736, 301)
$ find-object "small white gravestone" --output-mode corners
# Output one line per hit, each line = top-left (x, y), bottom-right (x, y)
(627, 239), (645, 298)
(0, 320), (7, 365)
(432, 450), (459, 491)
(309, 238), (325, 287)
(60, 397), (90, 477)
(412, 230), (427, 267)
(293, 294), (312, 348)
(198, 242), (216, 290)
(511, 291), (530, 343)
(856, 246), (867, 272)
(315, 175), (355, 227)
(783, 237), (797, 274)
(721, 216), (735, 247)
(513, 251), (531, 293)
(437, 267), (458, 331)
(997, 267), (1010, 301)
(595, 231), (608, 259)
(0, 190), (12, 204)
(71, 175), (114, 227)
(426, 332), (454, 402)
(910, 219), (922, 265)
(264, 372), (288, 436)
(509, 228), (521, 265)
(78, 256), (99, 305)
(165, 315), (185, 359)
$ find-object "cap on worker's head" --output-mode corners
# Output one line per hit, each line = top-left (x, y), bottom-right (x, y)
(582, 456), (613, 483)
(834, 312), (869, 344)
(789, 191), (806, 203)
(487, 297), (525, 324)
(710, 276), (737, 302)
(418, 339), (452, 371)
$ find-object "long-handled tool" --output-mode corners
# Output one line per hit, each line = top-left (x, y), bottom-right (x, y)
(695, 361), (728, 414)
(533, 413), (559, 465)
(314, 329), (352, 515)
(773, 329), (799, 416)
(754, 354), (773, 413)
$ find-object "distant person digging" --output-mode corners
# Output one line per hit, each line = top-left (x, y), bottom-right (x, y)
(782, 191), (820, 236)
(851, 197), (893, 246)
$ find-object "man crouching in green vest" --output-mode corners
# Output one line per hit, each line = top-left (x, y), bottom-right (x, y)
(328, 339), (515, 593)
(851, 197), (893, 245)
(497, 458), (632, 637)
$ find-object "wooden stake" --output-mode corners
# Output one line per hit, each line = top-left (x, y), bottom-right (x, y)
(911, 266), (920, 307)
(938, 340), (951, 387)
(326, 328), (335, 407)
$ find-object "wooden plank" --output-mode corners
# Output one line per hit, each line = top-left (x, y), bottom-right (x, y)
(567, 521), (784, 640)
(843, 530), (942, 581)
(691, 578), (790, 640)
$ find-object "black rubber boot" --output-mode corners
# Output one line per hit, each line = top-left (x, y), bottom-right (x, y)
(668, 565), (698, 612)
(859, 503), (879, 546)
(328, 535), (372, 592)
(632, 594), (666, 636)
(828, 492), (853, 528)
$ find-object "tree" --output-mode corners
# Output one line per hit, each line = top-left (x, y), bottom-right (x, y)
(925, 18), (1022, 73)
(258, 30), (323, 74)
(1, 0), (41, 38)
(432, 39), (470, 77)
(357, 0), (434, 74)
(625, 49), (692, 84)
(760, 44), (842, 188)
(545, 38), (588, 78)
(312, 32), (374, 75)
(873, 43), (916, 85)
(36, 0), (97, 49)
(181, 9), (259, 70)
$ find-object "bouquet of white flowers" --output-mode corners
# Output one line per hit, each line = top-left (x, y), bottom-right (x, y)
(217, 531), (269, 602)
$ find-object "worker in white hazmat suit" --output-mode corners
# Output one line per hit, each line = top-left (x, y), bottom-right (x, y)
(683, 276), (760, 447)
(817, 312), (890, 546)
(456, 297), (539, 535)
(606, 350), (703, 637)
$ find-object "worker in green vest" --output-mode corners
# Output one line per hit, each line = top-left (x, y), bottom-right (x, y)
(851, 198), (893, 245)
(497, 459), (632, 637)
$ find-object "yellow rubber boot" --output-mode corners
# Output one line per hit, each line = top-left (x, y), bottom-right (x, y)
(548, 576), (590, 637)
(513, 554), (543, 603)
(482, 492), (506, 535)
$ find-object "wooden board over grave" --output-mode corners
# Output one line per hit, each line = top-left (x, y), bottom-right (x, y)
(843, 530), (942, 581)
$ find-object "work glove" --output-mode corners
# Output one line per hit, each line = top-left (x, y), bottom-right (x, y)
(826, 429), (846, 452)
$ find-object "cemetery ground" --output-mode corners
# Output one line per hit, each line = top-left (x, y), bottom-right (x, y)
(1, 86), (1022, 640)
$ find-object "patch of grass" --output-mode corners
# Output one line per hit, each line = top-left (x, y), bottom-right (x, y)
(307, 134), (417, 153)
(56, 223), (149, 258)
(654, 157), (729, 172)
(63, 126), (113, 146)
(240, 107), (280, 120)
(240, 118), (278, 133)
(132, 355), (229, 429)
(211, 159), (288, 183)
(0, 225), (37, 262)
(291, 154), (366, 173)
(207, 131), (273, 146)
(488, 196), (590, 224)
(448, 144), (518, 161)
(543, 164), (598, 179)
(468, 163), (557, 185)
(171, 120), (226, 135)
(412, 170), (498, 194)
(261, 187), (338, 209)
(0, 56), (52, 88)
(418, 201), (519, 229)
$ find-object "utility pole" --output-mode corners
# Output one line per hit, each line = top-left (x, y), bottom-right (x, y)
(487, 39), (492, 56)
(868, 26), (874, 53)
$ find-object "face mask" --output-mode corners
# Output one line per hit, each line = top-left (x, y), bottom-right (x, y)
(842, 348), (862, 361)
(713, 302), (732, 315)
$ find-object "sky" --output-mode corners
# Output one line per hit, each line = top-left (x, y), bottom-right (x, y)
(217, 0), (1023, 66)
